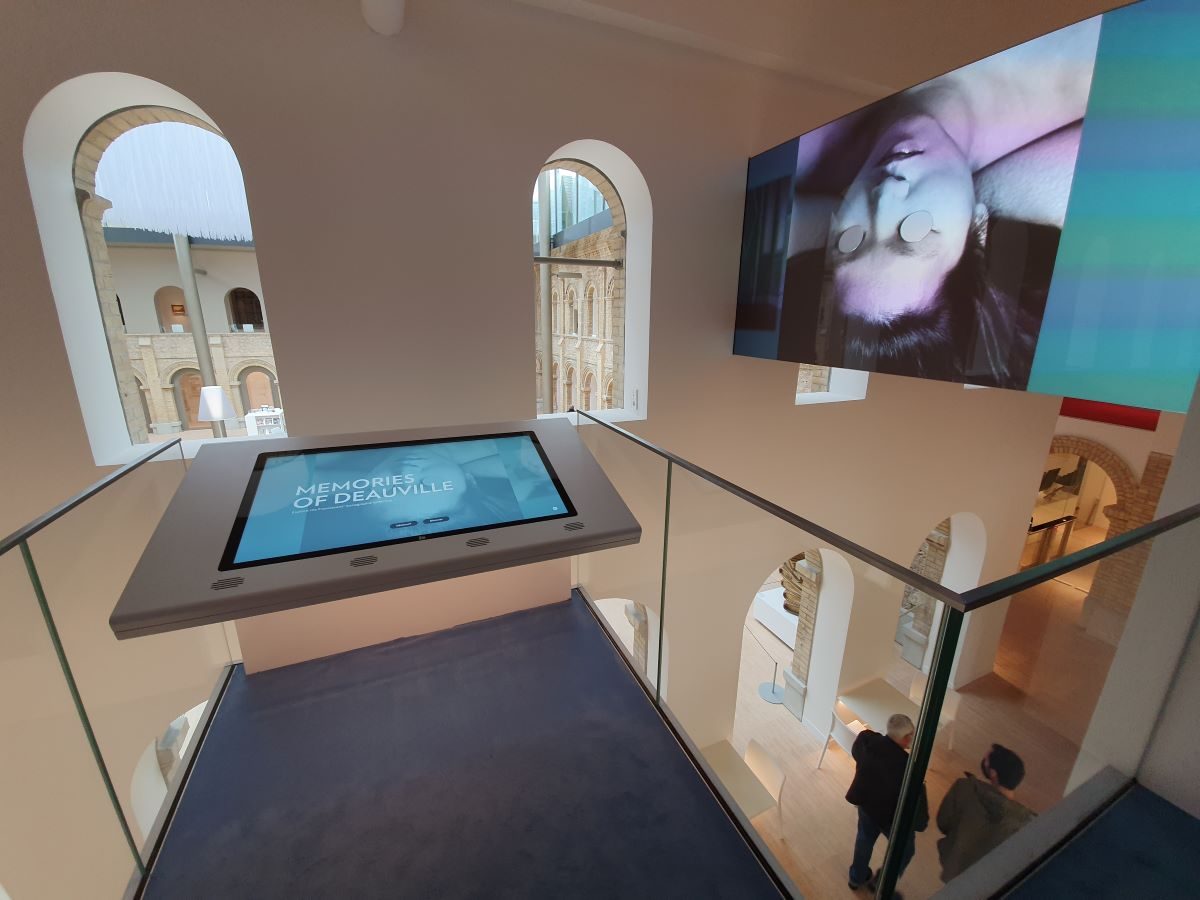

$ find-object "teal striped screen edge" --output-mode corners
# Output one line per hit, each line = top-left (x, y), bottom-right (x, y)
(1028, 0), (1200, 411)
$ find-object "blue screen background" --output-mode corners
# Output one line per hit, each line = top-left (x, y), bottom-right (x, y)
(232, 435), (570, 565)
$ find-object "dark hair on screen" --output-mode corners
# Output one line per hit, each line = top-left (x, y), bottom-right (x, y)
(828, 221), (1037, 388)
(987, 743), (1026, 790)
(943, 220), (1037, 389)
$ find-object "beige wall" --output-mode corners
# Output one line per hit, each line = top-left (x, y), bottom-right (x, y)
(0, 0), (1153, 893)
(109, 245), (265, 336)
(0, 0), (1121, 534)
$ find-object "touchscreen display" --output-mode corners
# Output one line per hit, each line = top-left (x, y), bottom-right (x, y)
(221, 432), (575, 569)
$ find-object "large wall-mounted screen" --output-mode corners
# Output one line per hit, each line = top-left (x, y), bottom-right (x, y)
(734, 0), (1200, 412)
(222, 433), (575, 569)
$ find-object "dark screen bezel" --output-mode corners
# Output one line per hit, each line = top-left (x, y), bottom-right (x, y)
(218, 431), (577, 571)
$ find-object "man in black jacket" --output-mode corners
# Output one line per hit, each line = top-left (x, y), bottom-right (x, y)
(845, 713), (929, 894)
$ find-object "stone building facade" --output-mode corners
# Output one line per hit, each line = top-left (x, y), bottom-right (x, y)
(74, 108), (282, 440)
(534, 160), (625, 414)
(126, 330), (281, 434)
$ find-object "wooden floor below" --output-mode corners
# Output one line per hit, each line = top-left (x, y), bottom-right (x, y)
(728, 563), (1122, 900)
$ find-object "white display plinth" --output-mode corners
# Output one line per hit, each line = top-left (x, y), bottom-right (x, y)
(752, 587), (798, 649)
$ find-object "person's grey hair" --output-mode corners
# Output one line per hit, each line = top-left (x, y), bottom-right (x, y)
(886, 713), (915, 741)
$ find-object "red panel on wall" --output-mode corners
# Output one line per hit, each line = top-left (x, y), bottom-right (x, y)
(1060, 397), (1160, 431)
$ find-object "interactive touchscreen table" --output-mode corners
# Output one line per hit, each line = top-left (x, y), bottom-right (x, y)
(110, 418), (640, 638)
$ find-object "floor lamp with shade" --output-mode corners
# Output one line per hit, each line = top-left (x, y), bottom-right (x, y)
(198, 386), (236, 439)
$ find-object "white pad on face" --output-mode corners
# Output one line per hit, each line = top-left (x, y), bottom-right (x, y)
(837, 225), (866, 253)
(899, 210), (934, 243)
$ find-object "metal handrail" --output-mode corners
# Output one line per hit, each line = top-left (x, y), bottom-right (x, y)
(574, 411), (968, 610)
(959, 499), (1200, 610)
(574, 410), (1200, 614)
(0, 439), (184, 557)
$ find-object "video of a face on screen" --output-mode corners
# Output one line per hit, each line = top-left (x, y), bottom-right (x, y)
(222, 434), (574, 569)
(735, 17), (1102, 389)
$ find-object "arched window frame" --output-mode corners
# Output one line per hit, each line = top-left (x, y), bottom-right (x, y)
(566, 290), (578, 335)
(582, 370), (595, 411)
(154, 285), (189, 333)
(225, 286), (265, 332)
(24, 73), (268, 463)
(535, 140), (652, 423)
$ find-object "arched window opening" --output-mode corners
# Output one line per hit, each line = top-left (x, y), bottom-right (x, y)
(171, 368), (203, 430)
(582, 371), (595, 411)
(896, 519), (951, 671)
(564, 367), (575, 411)
(238, 365), (279, 413)
(551, 362), (559, 410)
(226, 287), (264, 332)
(604, 379), (614, 410)
(532, 147), (647, 418)
(25, 75), (287, 459)
(567, 291), (579, 335)
(154, 285), (189, 333)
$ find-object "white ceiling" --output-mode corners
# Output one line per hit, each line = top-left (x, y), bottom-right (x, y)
(511, 0), (1124, 100)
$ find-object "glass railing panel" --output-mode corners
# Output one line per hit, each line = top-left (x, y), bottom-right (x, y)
(659, 462), (952, 899)
(893, 514), (1200, 899)
(574, 417), (670, 693)
(23, 447), (233, 862)
(0, 546), (141, 899)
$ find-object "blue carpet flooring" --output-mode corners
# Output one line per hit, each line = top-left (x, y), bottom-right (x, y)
(1009, 785), (1200, 899)
(144, 594), (782, 899)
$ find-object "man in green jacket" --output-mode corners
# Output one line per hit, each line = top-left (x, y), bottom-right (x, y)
(936, 743), (1035, 882)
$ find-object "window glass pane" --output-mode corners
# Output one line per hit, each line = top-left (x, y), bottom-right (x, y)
(77, 114), (287, 446)
(534, 162), (626, 414)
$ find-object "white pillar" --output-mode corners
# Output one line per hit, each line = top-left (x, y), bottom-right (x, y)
(172, 233), (223, 437)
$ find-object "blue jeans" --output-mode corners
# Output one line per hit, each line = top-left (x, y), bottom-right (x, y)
(849, 807), (915, 887)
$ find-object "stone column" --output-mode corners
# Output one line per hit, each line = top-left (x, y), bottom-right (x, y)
(172, 234), (223, 437)
(1083, 451), (1174, 644)
(78, 192), (148, 443)
(782, 550), (823, 684)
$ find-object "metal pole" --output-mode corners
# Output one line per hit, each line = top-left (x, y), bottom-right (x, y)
(537, 172), (554, 413)
(876, 606), (965, 899)
(655, 460), (673, 705)
(172, 233), (224, 437)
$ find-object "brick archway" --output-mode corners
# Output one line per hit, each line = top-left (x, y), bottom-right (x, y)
(1046, 435), (1173, 644)
(1048, 435), (1139, 536)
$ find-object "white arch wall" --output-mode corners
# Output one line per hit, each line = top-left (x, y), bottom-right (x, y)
(545, 139), (651, 421)
(902, 512), (990, 677)
(801, 550), (855, 735)
(654, 491), (809, 748)
(619, 463), (1001, 751)
(23, 72), (220, 465)
(593, 597), (668, 693)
